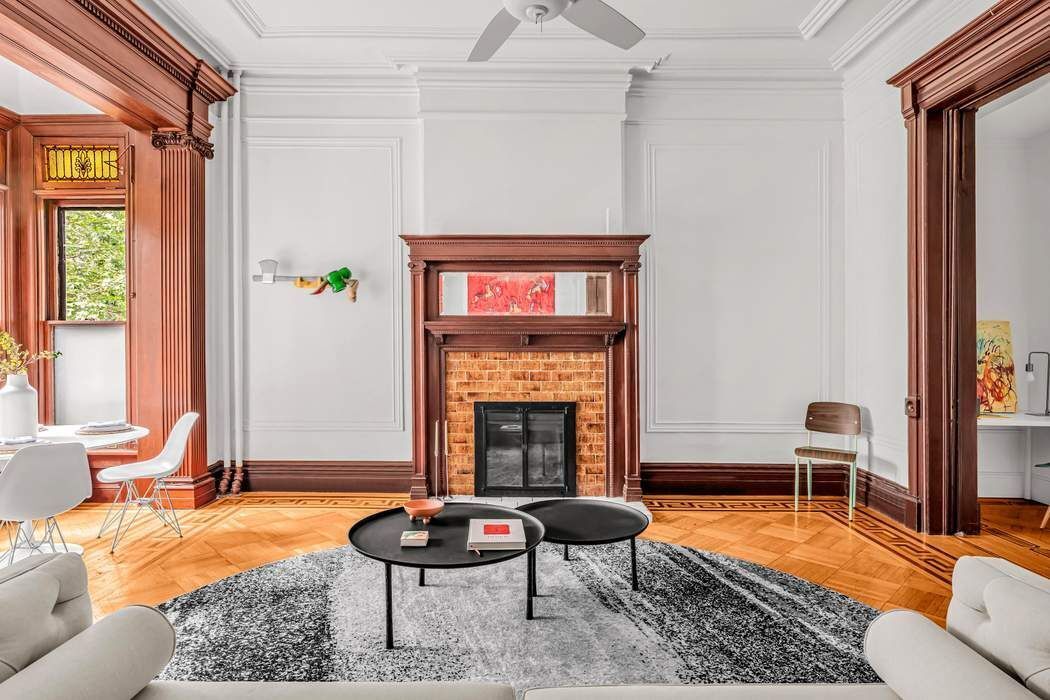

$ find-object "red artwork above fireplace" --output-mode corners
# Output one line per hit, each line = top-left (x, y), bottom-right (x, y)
(467, 272), (555, 316)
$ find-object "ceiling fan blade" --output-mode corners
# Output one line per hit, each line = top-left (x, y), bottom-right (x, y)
(562, 0), (645, 50)
(468, 8), (520, 62)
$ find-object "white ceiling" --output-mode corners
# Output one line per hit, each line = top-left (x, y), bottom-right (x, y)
(146, 0), (911, 74)
(979, 73), (1050, 142)
(0, 54), (99, 115)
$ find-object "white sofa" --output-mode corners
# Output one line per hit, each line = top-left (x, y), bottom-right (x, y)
(1, 553), (1047, 699)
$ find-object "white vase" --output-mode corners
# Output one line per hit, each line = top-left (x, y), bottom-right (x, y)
(0, 373), (39, 438)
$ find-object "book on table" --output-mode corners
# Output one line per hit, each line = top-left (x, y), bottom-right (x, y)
(467, 519), (526, 551)
(400, 530), (429, 547)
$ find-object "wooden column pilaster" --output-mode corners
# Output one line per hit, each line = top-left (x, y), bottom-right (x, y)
(622, 260), (642, 502)
(408, 259), (429, 499)
(151, 131), (211, 507)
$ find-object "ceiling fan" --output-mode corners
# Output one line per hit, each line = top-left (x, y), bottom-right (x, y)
(468, 0), (645, 62)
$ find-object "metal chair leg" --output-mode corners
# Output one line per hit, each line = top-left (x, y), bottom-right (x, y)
(807, 460), (813, 501)
(794, 457), (800, 511)
(97, 480), (129, 538)
(151, 479), (182, 537)
(109, 482), (137, 553)
(848, 461), (857, 521)
(48, 517), (69, 553)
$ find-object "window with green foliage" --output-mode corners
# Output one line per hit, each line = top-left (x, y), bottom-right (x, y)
(58, 208), (127, 321)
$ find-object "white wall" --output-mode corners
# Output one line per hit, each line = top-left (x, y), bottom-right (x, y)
(974, 130), (1050, 497)
(842, 0), (998, 486)
(0, 55), (99, 114)
(199, 1), (1027, 489)
(626, 79), (844, 462)
(211, 62), (847, 469)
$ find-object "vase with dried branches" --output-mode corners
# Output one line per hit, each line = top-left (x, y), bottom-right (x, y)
(0, 331), (59, 438)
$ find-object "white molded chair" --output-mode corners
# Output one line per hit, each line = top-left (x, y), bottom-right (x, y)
(96, 412), (198, 553)
(0, 443), (92, 566)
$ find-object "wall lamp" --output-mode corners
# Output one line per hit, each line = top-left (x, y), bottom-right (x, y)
(1025, 351), (1050, 416)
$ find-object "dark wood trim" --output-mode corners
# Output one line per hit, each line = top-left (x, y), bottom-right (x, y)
(641, 463), (848, 497)
(641, 462), (921, 530)
(889, 0), (1050, 534)
(238, 461), (414, 493)
(401, 234), (648, 502)
(0, 1), (234, 141)
(855, 468), (922, 531)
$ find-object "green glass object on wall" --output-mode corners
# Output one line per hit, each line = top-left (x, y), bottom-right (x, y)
(326, 268), (352, 293)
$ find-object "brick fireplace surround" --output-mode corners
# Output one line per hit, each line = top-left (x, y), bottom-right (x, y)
(445, 351), (607, 496)
(402, 234), (648, 501)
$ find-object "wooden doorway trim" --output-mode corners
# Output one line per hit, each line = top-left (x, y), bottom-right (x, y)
(0, 2), (235, 507)
(889, 0), (1050, 534)
(0, 0), (232, 141)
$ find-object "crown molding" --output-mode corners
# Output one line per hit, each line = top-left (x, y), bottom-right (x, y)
(830, 0), (923, 70)
(799, 0), (851, 40)
(628, 63), (842, 95)
(225, 0), (800, 41)
(392, 56), (664, 95)
(148, 0), (233, 68)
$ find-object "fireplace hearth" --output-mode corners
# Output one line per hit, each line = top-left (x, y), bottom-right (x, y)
(474, 402), (576, 497)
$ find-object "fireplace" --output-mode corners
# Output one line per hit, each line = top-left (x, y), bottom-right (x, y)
(474, 402), (576, 497)
(401, 234), (648, 501)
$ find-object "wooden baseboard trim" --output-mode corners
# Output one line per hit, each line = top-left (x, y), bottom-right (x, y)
(641, 462), (920, 530)
(640, 463), (847, 497)
(855, 468), (921, 531)
(239, 460), (414, 493)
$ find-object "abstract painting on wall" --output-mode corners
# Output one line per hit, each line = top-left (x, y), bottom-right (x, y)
(977, 320), (1018, 414)
(466, 273), (556, 316)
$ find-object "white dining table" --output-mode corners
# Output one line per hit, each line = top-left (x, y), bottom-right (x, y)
(1, 424), (149, 563)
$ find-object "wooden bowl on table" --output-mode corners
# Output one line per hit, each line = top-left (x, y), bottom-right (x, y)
(403, 498), (444, 524)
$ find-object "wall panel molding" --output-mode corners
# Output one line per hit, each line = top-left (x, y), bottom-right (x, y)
(241, 136), (406, 434)
(642, 140), (833, 434)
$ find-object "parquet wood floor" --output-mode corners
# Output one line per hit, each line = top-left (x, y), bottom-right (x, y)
(15, 494), (1050, 626)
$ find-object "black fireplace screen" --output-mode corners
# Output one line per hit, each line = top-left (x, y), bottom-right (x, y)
(474, 402), (576, 497)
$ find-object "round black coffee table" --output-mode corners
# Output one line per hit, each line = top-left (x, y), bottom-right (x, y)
(517, 499), (650, 597)
(348, 502), (545, 648)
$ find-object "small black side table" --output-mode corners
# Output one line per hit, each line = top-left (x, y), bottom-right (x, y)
(517, 499), (650, 599)
(348, 502), (545, 649)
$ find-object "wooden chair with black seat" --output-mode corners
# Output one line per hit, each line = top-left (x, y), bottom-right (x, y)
(795, 401), (862, 521)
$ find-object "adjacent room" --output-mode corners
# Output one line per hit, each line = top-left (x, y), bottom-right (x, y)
(1, 1), (1050, 698)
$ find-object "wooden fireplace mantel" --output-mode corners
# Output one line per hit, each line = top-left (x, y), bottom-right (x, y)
(401, 234), (649, 501)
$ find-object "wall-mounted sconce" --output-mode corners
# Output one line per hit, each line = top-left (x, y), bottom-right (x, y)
(1026, 351), (1050, 416)
(251, 259), (359, 302)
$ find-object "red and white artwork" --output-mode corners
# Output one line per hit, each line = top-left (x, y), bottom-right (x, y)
(466, 272), (555, 315)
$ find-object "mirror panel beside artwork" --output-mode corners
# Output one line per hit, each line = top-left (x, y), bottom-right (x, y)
(439, 271), (611, 317)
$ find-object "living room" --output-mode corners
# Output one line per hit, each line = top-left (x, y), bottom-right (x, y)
(1, 1), (1050, 698)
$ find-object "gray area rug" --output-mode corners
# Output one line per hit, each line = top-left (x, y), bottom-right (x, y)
(158, 540), (881, 692)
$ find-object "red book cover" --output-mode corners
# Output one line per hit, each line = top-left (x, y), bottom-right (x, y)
(483, 523), (511, 535)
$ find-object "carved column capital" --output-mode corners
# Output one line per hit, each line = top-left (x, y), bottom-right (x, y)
(151, 131), (215, 159)
(408, 260), (428, 274)
(621, 260), (641, 274)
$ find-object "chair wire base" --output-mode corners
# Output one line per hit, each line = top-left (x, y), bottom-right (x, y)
(2, 517), (71, 567)
(97, 478), (183, 553)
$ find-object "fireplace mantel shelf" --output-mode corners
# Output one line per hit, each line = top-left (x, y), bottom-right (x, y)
(425, 320), (626, 347)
